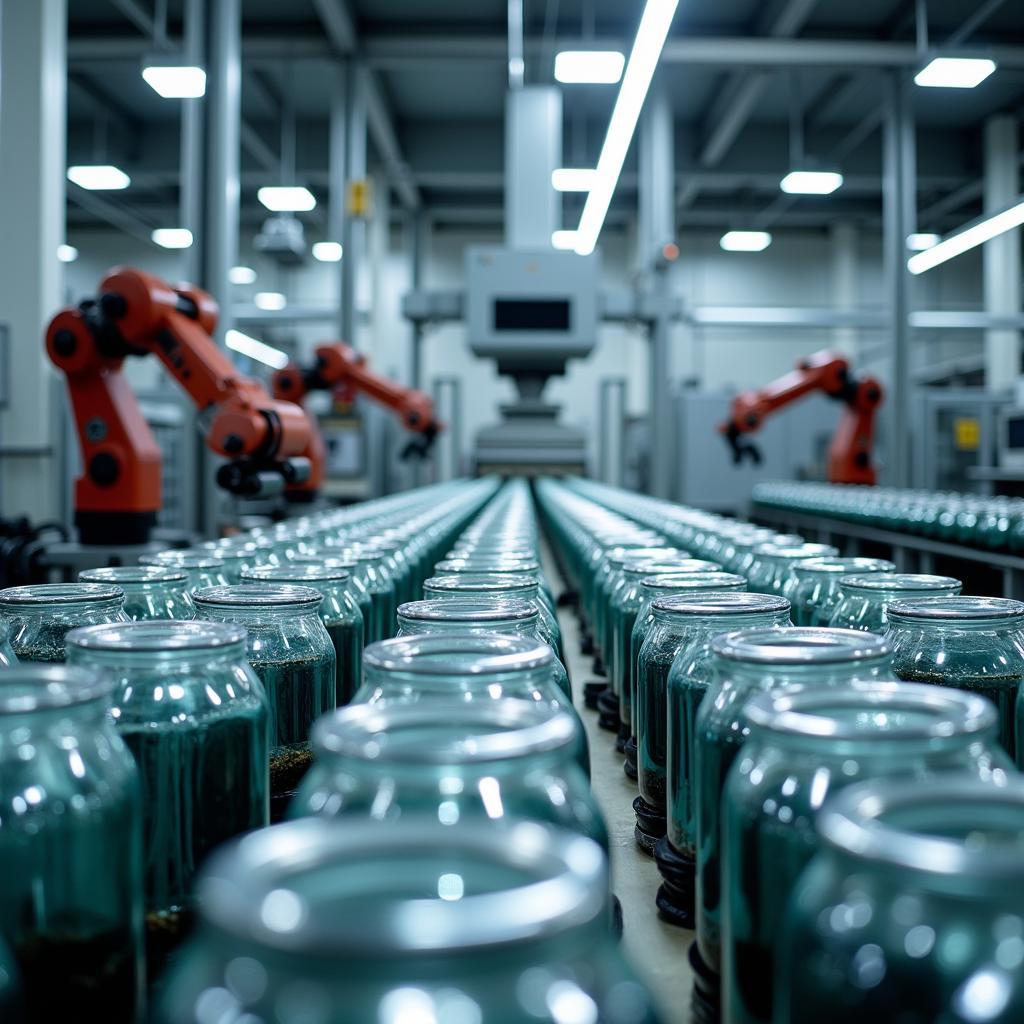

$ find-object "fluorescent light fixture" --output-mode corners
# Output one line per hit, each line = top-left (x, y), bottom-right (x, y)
(573, 1), (680, 256)
(151, 228), (193, 249)
(312, 241), (343, 262)
(720, 230), (772, 252)
(257, 186), (316, 212)
(225, 329), (289, 370)
(554, 50), (626, 84)
(142, 64), (207, 98)
(229, 265), (257, 285)
(914, 57), (996, 89)
(552, 168), (597, 192)
(908, 196), (1024, 275)
(57, 244), (79, 263)
(907, 232), (941, 251)
(780, 170), (844, 195)
(551, 230), (580, 251)
(67, 164), (131, 190)
(254, 291), (287, 311)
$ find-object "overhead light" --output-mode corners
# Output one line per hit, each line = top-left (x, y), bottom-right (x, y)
(67, 164), (131, 191)
(780, 170), (844, 195)
(57, 244), (79, 263)
(914, 57), (996, 89)
(141, 64), (207, 99)
(554, 50), (626, 84)
(151, 228), (193, 249)
(225, 329), (289, 370)
(257, 186), (316, 212)
(312, 241), (343, 262)
(907, 232), (941, 251)
(254, 291), (287, 311)
(908, 196), (1024, 275)
(229, 265), (257, 285)
(573, 1), (680, 256)
(551, 230), (579, 251)
(552, 168), (597, 192)
(720, 230), (772, 252)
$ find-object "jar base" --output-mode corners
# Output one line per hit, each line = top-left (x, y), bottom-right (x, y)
(580, 631), (594, 655)
(633, 795), (665, 854)
(689, 943), (722, 1024)
(592, 654), (607, 677)
(623, 737), (638, 779)
(654, 835), (695, 927)
(583, 681), (605, 709)
(597, 689), (619, 732)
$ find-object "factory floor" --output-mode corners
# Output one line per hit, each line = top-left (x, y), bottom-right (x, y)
(549, 561), (694, 1022)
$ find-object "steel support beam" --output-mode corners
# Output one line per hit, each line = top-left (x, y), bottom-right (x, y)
(328, 63), (348, 340)
(342, 63), (367, 348)
(107, 0), (154, 36)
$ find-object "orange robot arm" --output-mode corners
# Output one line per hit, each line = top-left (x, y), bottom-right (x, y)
(718, 349), (883, 485)
(47, 267), (314, 544)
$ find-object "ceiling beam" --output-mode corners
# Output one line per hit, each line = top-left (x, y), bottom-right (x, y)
(106, 0), (154, 37)
(67, 184), (156, 245)
(239, 122), (278, 172)
(310, 0), (357, 53)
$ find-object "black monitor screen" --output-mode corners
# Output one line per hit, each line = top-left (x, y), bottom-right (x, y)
(493, 298), (570, 332)
(1007, 417), (1024, 450)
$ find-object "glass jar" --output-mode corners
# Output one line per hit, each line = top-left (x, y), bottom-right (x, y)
(746, 543), (839, 596)
(0, 583), (128, 663)
(829, 572), (963, 633)
(242, 564), (365, 706)
(786, 557), (895, 626)
(293, 553), (374, 646)
(0, 620), (17, 668)
(722, 682), (1010, 1024)
(659, 594), (792, 926)
(156, 819), (664, 1024)
(79, 565), (193, 621)
(0, 665), (143, 1021)
(776, 777), (1024, 1024)
(143, 551), (229, 593)
(692, 628), (893, 1009)
(294, 699), (606, 847)
(327, 547), (396, 644)
(0, 934), (24, 1022)
(65, 620), (269, 981)
(192, 584), (336, 822)
(194, 545), (258, 584)
(886, 595), (1024, 761)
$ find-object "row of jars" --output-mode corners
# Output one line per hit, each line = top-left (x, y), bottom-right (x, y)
(539, 475), (1024, 1024)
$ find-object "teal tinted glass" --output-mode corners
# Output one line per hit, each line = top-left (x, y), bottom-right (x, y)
(829, 573), (962, 633)
(79, 565), (193, 621)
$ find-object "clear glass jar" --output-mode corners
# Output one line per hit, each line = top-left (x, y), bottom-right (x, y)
(0, 665), (143, 1021)
(0, 934), (23, 1021)
(829, 572), (963, 633)
(192, 584), (336, 822)
(325, 546), (397, 644)
(79, 565), (193, 621)
(746, 543), (839, 596)
(156, 819), (664, 1024)
(294, 699), (606, 847)
(0, 620), (17, 668)
(293, 553), (374, 646)
(886, 595), (1024, 761)
(142, 551), (229, 593)
(242, 564), (365, 707)
(777, 777), (1024, 1024)
(0, 583), (128, 663)
(194, 544), (258, 584)
(786, 557), (895, 626)
(65, 620), (269, 981)
(658, 594), (792, 926)
(693, 628), (893, 994)
(723, 682), (1010, 1024)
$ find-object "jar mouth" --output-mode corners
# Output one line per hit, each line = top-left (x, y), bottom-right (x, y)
(838, 572), (962, 595)
(66, 619), (247, 654)
(79, 566), (187, 586)
(312, 700), (577, 763)
(752, 543), (838, 559)
(820, 778), (1024, 879)
(0, 583), (124, 607)
(192, 583), (323, 610)
(712, 627), (892, 665)
(424, 573), (537, 595)
(652, 592), (789, 617)
(745, 680), (995, 744)
(624, 559), (720, 578)
(607, 547), (680, 568)
(397, 598), (537, 624)
(887, 595), (1024, 624)
(199, 819), (606, 955)
(364, 634), (553, 676)
(641, 572), (746, 593)
(792, 557), (896, 577)
(241, 565), (351, 584)
(145, 553), (225, 569)
(0, 664), (112, 714)
(291, 554), (359, 571)
(435, 559), (541, 575)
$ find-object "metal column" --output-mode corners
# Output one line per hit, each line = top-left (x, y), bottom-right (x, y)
(342, 64), (367, 349)
(180, 0), (205, 287)
(830, 221), (859, 356)
(882, 72), (916, 488)
(598, 379), (627, 486)
(328, 63), (348, 340)
(505, 87), (562, 249)
(409, 210), (428, 487)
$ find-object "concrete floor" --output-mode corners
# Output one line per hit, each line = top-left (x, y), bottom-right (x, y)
(551, 566), (694, 1022)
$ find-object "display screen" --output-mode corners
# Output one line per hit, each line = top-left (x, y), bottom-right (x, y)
(1007, 416), (1024, 450)
(493, 298), (570, 332)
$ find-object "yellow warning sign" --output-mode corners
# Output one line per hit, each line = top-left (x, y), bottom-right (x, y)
(347, 179), (373, 218)
(954, 417), (980, 451)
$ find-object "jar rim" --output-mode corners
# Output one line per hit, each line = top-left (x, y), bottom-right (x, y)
(0, 583), (124, 607)
(607, 546), (679, 567)
(887, 595), (1024, 623)
(435, 557), (540, 572)
(641, 571), (746, 592)
(838, 572), (962, 594)
(312, 699), (577, 764)
(397, 598), (537, 623)
(144, 553), (225, 569)
(66, 619), (247, 654)
(652, 592), (789, 617)
(241, 565), (351, 584)
(0, 664), (113, 713)
(819, 778), (1024, 879)
(752, 543), (838, 559)
(192, 583), (323, 609)
(364, 633), (553, 675)
(198, 819), (606, 955)
(424, 573), (537, 594)
(79, 565), (187, 585)
(712, 627), (891, 665)
(292, 554), (359, 570)
(791, 557), (896, 576)
(624, 558), (720, 577)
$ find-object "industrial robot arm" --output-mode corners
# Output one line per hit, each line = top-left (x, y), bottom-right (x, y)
(718, 349), (884, 485)
(272, 341), (444, 473)
(46, 266), (315, 544)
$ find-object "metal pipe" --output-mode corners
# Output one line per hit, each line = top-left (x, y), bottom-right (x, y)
(328, 62), (348, 340)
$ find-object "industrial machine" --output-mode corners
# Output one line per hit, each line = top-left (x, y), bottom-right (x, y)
(47, 266), (314, 545)
(719, 349), (883, 485)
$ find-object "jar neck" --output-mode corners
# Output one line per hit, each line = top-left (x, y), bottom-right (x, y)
(722, 653), (891, 687)
(68, 640), (247, 670)
(195, 604), (318, 625)
(4, 597), (124, 619)
(887, 613), (1024, 635)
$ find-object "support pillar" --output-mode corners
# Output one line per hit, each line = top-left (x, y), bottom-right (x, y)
(328, 63), (348, 340)
(984, 114), (1021, 392)
(0, 0), (66, 520)
(342, 64), (368, 349)
(830, 221), (859, 357)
